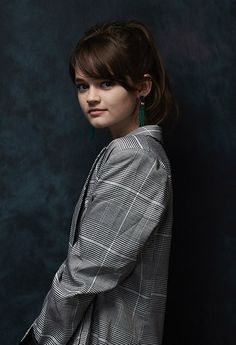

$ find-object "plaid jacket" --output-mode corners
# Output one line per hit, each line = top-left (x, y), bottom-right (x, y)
(20, 125), (173, 345)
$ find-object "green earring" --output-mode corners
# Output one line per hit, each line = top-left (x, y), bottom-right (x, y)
(139, 96), (145, 127)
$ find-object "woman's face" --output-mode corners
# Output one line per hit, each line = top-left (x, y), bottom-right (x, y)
(75, 68), (140, 138)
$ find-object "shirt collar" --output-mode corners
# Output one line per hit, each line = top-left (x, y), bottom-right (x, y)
(127, 124), (163, 143)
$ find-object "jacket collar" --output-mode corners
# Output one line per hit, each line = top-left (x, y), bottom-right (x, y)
(126, 124), (163, 143)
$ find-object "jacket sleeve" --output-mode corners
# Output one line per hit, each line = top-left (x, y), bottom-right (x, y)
(30, 147), (170, 345)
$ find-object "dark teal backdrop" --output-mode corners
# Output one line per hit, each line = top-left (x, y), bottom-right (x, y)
(1, 1), (235, 344)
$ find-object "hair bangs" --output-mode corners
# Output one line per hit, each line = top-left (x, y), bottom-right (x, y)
(72, 37), (123, 82)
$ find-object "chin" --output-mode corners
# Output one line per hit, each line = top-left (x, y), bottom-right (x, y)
(90, 123), (107, 129)
(89, 119), (111, 129)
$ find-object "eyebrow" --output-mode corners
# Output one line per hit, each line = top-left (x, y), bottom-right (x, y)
(75, 78), (86, 84)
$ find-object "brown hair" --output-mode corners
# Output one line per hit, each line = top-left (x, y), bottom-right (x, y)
(69, 20), (178, 126)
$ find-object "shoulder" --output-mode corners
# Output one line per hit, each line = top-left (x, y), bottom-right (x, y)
(106, 133), (160, 158)
(93, 134), (172, 201)
(110, 133), (150, 152)
(106, 133), (169, 167)
(99, 135), (150, 170)
(97, 133), (170, 177)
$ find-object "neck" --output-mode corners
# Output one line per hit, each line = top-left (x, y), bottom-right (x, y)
(109, 121), (139, 139)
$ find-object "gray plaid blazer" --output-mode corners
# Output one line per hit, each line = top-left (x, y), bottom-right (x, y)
(21, 124), (173, 345)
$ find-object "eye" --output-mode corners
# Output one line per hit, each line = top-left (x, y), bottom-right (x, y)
(101, 80), (114, 88)
(76, 83), (88, 92)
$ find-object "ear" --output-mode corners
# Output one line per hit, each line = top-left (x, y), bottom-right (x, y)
(137, 73), (152, 97)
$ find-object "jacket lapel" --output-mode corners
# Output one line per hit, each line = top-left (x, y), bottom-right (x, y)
(69, 146), (107, 247)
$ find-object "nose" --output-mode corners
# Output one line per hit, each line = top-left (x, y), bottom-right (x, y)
(86, 86), (100, 104)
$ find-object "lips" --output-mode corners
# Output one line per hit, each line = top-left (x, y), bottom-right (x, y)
(88, 108), (107, 116)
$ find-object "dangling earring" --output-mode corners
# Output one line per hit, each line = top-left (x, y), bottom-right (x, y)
(89, 126), (95, 141)
(139, 96), (145, 127)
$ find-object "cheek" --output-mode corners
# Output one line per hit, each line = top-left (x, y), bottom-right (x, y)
(106, 92), (136, 112)
(77, 95), (89, 118)
(119, 96), (137, 115)
(78, 94), (86, 109)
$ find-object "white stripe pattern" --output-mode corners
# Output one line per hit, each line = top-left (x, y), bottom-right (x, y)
(21, 125), (173, 345)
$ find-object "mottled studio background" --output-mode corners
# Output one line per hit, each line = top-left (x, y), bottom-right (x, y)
(1, 1), (235, 344)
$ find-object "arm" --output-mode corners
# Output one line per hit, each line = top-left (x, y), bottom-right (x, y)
(23, 147), (169, 345)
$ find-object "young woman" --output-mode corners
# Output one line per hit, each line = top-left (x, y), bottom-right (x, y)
(20, 20), (176, 345)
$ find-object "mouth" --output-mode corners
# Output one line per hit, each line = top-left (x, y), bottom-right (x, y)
(88, 108), (107, 117)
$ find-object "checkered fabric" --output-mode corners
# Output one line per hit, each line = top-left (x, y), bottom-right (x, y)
(20, 125), (173, 345)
